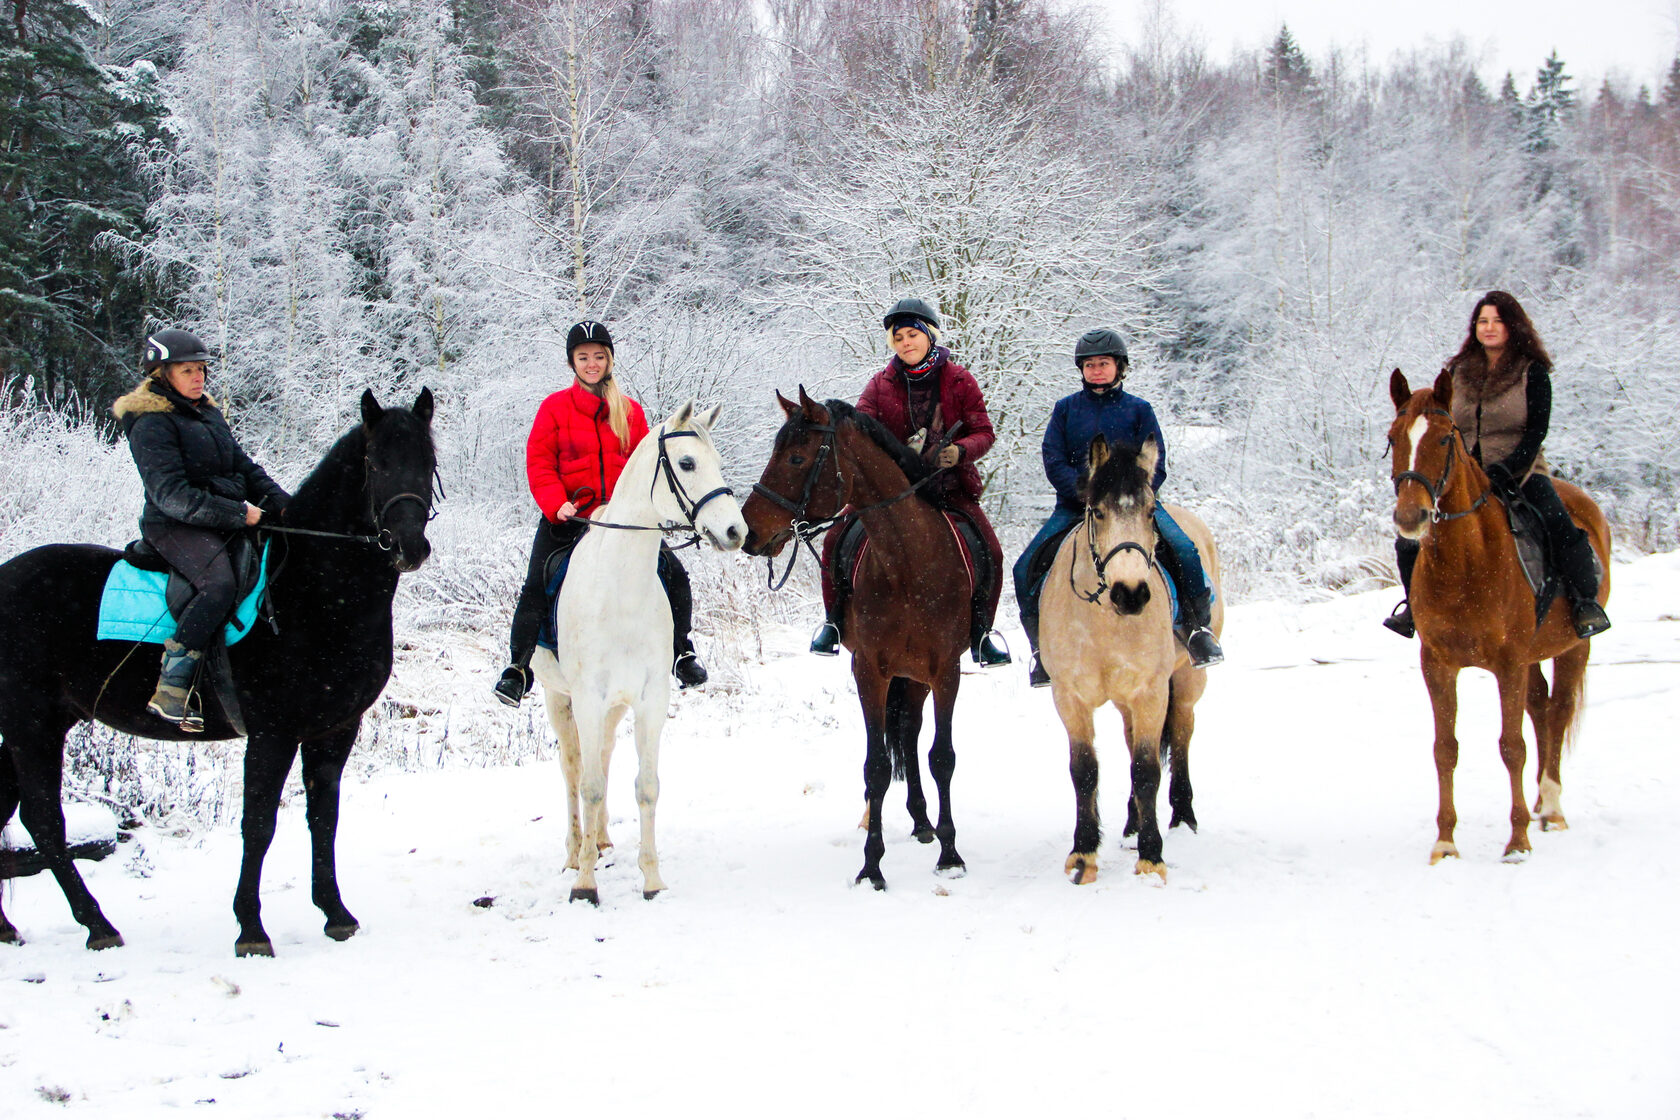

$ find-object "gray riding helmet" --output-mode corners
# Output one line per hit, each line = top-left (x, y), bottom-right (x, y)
(1073, 328), (1128, 370)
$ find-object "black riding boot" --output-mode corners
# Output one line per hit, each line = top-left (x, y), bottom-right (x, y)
(810, 618), (840, 656)
(1181, 590), (1224, 668)
(1384, 538), (1419, 638)
(658, 547), (708, 688)
(1021, 614), (1050, 687)
(1555, 531), (1611, 638)
(494, 660), (532, 708)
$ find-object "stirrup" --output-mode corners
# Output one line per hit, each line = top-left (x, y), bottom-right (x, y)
(1184, 627), (1224, 669)
(1382, 601), (1415, 639)
(673, 651), (708, 689)
(493, 664), (530, 708)
(975, 631), (1012, 667)
(810, 621), (840, 656)
(1570, 600), (1611, 639)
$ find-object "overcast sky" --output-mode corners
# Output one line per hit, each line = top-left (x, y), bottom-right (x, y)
(1092, 0), (1680, 92)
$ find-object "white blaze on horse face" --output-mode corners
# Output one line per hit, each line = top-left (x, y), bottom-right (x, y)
(1405, 414), (1429, 476)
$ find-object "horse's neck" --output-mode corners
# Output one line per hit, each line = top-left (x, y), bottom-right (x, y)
(842, 432), (946, 567)
(269, 434), (397, 616)
(1420, 465), (1507, 581)
(580, 429), (665, 570)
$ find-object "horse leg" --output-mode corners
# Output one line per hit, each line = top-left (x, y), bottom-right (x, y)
(926, 660), (965, 876)
(300, 725), (360, 942)
(1126, 694), (1171, 881)
(0, 748), (20, 943)
(1164, 677), (1198, 832)
(569, 700), (620, 905)
(544, 690), (585, 871)
(892, 678), (936, 843)
(853, 663), (893, 890)
(233, 731), (301, 956)
(1494, 663), (1534, 861)
(1536, 645), (1588, 832)
(630, 697), (667, 899)
(6, 719), (123, 949)
(1525, 664), (1553, 820)
(1421, 647), (1462, 864)
(1052, 688), (1101, 884)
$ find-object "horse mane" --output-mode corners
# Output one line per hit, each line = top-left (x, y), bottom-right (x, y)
(286, 407), (436, 521)
(1083, 442), (1155, 510)
(822, 399), (932, 487)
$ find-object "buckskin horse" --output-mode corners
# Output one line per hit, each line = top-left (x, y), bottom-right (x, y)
(0, 389), (437, 954)
(528, 401), (745, 904)
(1388, 369), (1611, 863)
(742, 390), (970, 889)
(1037, 436), (1223, 885)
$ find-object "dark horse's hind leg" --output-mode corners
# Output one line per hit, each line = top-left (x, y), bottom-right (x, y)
(4, 719), (123, 949)
(926, 660), (965, 876)
(0, 748), (22, 943)
(301, 724), (361, 942)
(888, 678), (937, 843)
(233, 730), (302, 957)
(854, 664), (892, 890)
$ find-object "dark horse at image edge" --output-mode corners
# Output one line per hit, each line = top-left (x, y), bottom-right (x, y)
(0, 389), (436, 956)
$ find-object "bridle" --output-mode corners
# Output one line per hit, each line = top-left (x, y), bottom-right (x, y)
(749, 418), (957, 591)
(569, 426), (736, 549)
(1391, 408), (1489, 524)
(1068, 504), (1159, 606)
(261, 462), (442, 551)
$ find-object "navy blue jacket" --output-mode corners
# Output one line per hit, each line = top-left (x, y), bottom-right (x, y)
(1042, 385), (1167, 511)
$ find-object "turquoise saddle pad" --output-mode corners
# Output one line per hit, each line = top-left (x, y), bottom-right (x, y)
(96, 542), (270, 646)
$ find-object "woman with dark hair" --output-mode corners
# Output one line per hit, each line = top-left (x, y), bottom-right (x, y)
(1384, 291), (1611, 639)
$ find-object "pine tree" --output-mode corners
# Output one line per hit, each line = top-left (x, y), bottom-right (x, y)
(1262, 24), (1315, 100)
(1663, 56), (1680, 109)
(1524, 50), (1574, 153)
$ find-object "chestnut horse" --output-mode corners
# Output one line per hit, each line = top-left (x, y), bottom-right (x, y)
(1038, 436), (1222, 885)
(742, 390), (968, 889)
(1388, 369), (1611, 863)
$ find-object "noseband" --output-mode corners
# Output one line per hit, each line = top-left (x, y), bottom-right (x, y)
(654, 427), (736, 531)
(1391, 409), (1489, 524)
(1069, 506), (1159, 606)
(750, 423), (842, 589)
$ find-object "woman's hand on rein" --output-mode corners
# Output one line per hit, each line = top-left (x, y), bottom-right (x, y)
(244, 502), (263, 526)
(555, 500), (578, 522)
(937, 445), (961, 469)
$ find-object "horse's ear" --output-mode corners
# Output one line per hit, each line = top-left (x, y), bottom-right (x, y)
(696, 402), (723, 431)
(413, 386), (434, 424)
(668, 399), (695, 430)
(776, 390), (799, 418)
(361, 389), (383, 428)
(1087, 434), (1110, 473)
(797, 385), (830, 425)
(1431, 368), (1454, 410)
(1138, 437), (1159, 486)
(1389, 369), (1410, 412)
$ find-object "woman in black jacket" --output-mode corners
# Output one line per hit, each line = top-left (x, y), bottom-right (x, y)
(113, 329), (290, 728)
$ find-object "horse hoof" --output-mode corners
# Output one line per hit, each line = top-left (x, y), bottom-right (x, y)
(642, 889), (663, 901)
(324, 921), (359, 942)
(934, 862), (966, 879)
(235, 939), (275, 958)
(1428, 843), (1459, 865)
(1169, 814), (1198, 833)
(87, 931), (124, 951)
(854, 870), (887, 891)
(1134, 859), (1168, 882)
(1, 926), (23, 946)
(1501, 846), (1530, 864)
(569, 887), (600, 906)
(911, 827), (936, 844)
(1065, 854), (1098, 885)
(1539, 816), (1569, 832)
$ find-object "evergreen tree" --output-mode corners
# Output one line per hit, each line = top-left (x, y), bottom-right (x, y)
(1524, 51), (1575, 153)
(0, 0), (169, 404)
(1664, 55), (1680, 109)
(1262, 24), (1315, 101)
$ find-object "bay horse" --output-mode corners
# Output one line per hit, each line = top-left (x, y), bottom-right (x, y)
(1038, 436), (1223, 885)
(741, 389), (970, 889)
(529, 401), (745, 904)
(1388, 369), (1610, 863)
(0, 389), (437, 954)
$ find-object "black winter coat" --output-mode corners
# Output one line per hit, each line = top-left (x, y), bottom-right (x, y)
(113, 378), (290, 536)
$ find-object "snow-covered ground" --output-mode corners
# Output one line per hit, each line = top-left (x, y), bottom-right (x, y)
(3, 552), (1677, 1119)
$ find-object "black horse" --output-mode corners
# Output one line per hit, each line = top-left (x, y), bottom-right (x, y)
(0, 389), (436, 956)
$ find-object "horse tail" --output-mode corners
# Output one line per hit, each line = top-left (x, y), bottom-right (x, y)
(1160, 678), (1178, 770)
(1562, 663), (1589, 756)
(886, 677), (910, 782)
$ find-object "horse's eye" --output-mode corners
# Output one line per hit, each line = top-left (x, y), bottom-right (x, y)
(1093, 510), (1106, 521)
(679, 456), (696, 471)
(789, 455), (806, 467)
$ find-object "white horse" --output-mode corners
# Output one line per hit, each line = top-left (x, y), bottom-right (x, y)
(528, 401), (746, 903)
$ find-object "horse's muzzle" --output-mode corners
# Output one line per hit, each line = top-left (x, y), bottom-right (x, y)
(392, 540), (431, 573)
(1110, 580), (1151, 616)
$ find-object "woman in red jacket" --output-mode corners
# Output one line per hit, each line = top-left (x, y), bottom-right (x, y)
(494, 320), (706, 706)
(810, 297), (1011, 666)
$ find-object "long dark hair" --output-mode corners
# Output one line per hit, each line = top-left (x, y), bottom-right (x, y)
(1447, 290), (1551, 392)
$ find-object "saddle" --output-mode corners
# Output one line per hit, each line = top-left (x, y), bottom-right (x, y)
(829, 510), (995, 655)
(535, 532), (584, 652)
(1023, 520), (1187, 629)
(1496, 492), (1599, 626)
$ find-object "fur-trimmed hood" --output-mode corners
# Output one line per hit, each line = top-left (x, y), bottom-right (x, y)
(113, 378), (220, 421)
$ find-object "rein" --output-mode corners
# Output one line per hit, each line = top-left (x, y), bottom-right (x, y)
(752, 420), (959, 591)
(1068, 507), (1158, 605)
(567, 427), (733, 550)
(1392, 409), (1490, 524)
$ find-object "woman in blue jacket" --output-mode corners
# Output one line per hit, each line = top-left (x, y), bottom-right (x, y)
(1013, 328), (1223, 685)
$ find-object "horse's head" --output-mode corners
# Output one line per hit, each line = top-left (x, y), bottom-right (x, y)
(1080, 434), (1160, 617)
(742, 387), (848, 556)
(361, 387), (437, 573)
(1387, 368), (1466, 541)
(649, 400), (746, 551)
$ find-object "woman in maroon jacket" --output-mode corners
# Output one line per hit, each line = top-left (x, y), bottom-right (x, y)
(494, 321), (706, 706)
(810, 297), (1011, 666)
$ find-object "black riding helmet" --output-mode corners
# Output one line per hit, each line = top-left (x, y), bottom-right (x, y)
(566, 320), (615, 367)
(143, 329), (213, 374)
(1073, 328), (1128, 371)
(881, 296), (942, 334)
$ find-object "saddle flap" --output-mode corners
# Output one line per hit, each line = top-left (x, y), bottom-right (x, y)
(1500, 494), (1549, 598)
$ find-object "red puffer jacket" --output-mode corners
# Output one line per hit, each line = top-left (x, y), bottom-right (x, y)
(526, 383), (650, 519)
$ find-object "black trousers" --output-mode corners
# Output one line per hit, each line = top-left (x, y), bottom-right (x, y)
(144, 523), (237, 651)
(507, 516), (695, 667)
(1394, 473), (1596, 600)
